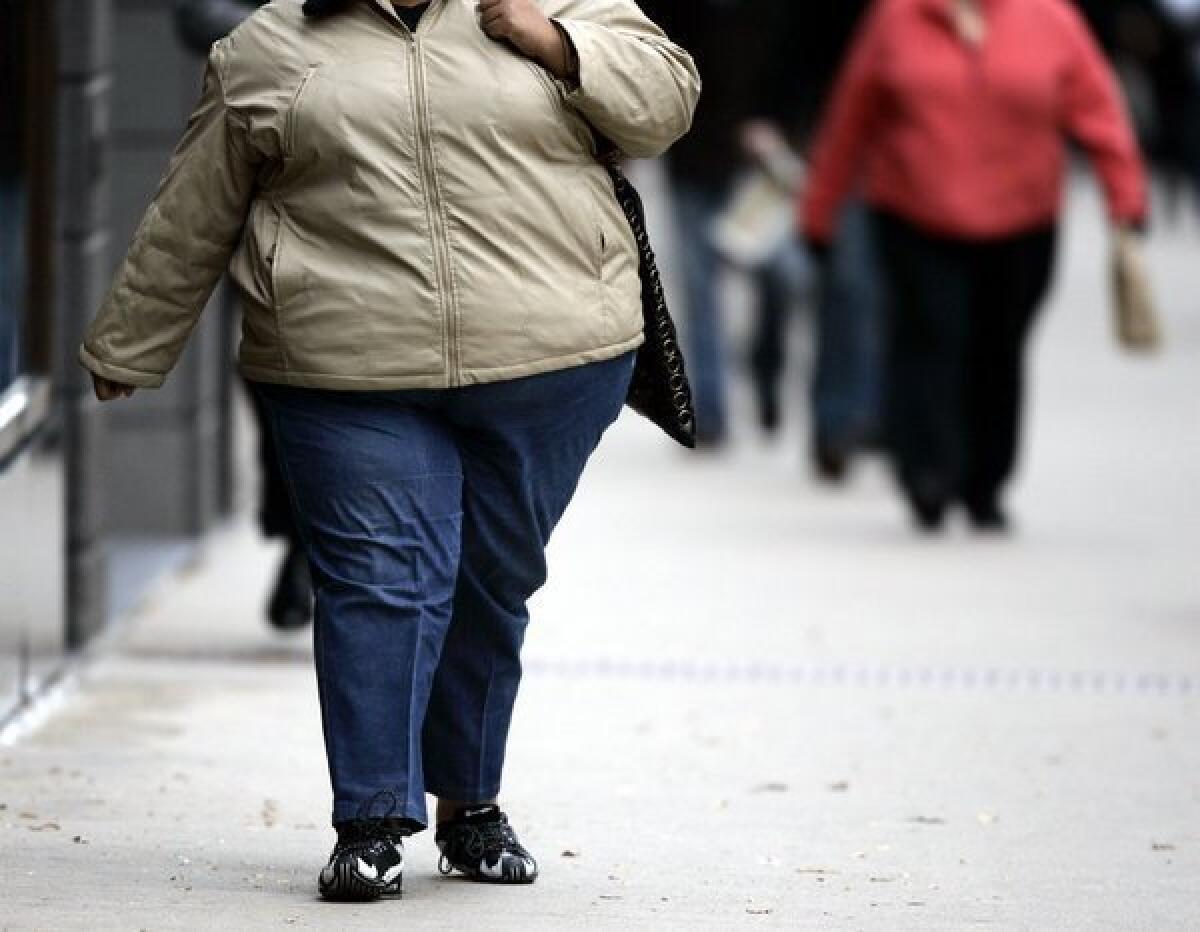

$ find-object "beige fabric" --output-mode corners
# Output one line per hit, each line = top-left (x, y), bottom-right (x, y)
(1111, 228), (1161, 353)
(80, 0), (700, 390)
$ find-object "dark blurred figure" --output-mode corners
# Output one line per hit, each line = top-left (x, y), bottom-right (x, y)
(807, 198), (884, 481)
(804, 0), (1148, 532)
(777, 0), (886, 482)
(0, 3), (24, 390)
(1078, 0), (1200, 208)
(174, 0), (312, 629)
(1142, 0), (1200, 207)
(646, 1), (887, 475)
(641, 0), (807, 447)
(176, 0), (262, 45)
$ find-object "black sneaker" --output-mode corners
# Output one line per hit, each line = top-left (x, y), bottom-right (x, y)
(812, 440), (850, 483)
(268, 543), (313, 631)
(966, 497), (1011, 534)
(318, 820), (406, 902)
(436, 805), (538, 884)
(904, 474), (949, 533)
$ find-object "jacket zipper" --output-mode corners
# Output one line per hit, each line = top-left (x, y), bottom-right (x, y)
(412, 38), (460, 387)
(366, 3), (461, 387)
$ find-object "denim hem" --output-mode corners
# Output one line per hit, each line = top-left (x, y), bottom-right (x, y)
(332, 800), (429, 834)
(423, 782), (503, 803)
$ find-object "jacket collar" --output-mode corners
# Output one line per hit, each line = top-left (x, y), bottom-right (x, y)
(366, 0), (400, 21)
(364, 0), (441, 23)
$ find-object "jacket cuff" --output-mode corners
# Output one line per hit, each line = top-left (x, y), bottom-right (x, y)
(78, 343), (167, 389)
(1113, 207), (1149, 234)
(549, 20), (581, 91)
(550, 20), (600, 108)
(801, 201), (836, 247)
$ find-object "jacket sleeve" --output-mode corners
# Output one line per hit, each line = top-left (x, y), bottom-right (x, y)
(79, 41), (260, 388)
(551, 0), (701, 158)
(800, 3), (887, 245)
(1059, 4), (1148, 226)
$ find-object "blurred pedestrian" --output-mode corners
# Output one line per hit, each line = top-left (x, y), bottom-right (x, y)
(804, 0), (1149, 531)
(1080, 1), (1198, 211)
(709, 118), (808, 433)
(784, 0), (887, 481)
(641, 0), (805, 447)
(742, 2), (890, 468)
(1151, 0), (1200, 207)
(808, 197), (885, 481)
(79, 0), (697, 904)
(173, 0), (314, 632)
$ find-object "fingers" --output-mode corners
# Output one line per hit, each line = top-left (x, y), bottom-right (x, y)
(477, 0), (506, 22)
(479, 12), (511, 36)
(481, 20), (511, 40)
(477, 0), (515, 38)
(92, 375), (136, 402)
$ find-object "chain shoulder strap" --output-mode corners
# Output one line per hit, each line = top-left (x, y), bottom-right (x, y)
(603, 158), (695, 448)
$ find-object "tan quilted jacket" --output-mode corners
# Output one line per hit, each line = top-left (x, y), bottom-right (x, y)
(79, 0), (699, 390)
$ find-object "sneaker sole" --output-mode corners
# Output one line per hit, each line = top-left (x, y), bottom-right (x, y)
(443, 864), (538, 885)
(318, 862), (392, 902)
(463, 872), (537, 885)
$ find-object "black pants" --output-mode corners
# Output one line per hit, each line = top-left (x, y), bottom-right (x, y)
(874, 212), (1058, 510)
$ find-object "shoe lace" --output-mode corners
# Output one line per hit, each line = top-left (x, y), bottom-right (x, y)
(335, 789), (405, 858)
(437, 815), (520, 875)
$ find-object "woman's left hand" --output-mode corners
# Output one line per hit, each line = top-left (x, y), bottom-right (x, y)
(477, 0), (565, 75)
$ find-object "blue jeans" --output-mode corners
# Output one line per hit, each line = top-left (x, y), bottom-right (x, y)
(253, 352), (635, 829)
(811, 199), (884, 449)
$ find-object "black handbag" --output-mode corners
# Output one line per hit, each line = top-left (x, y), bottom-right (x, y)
(601, 155), (697, 449)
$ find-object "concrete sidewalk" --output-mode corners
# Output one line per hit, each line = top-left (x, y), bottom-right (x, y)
(2, 184), (1199, 929)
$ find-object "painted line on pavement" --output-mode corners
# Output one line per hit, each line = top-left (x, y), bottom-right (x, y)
(523, 658), (1197, 697)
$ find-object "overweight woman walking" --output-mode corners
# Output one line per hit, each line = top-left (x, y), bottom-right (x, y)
(79, 0), (698, 902)
(803, 0), (1148, 531)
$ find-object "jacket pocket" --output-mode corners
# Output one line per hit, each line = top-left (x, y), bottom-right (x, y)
(234, 200), (282, 310)
(588, 180), (610, 282)
(268, 206), (290, 312)
(590, 189), (617, 339)
(284, 66), (320, 158)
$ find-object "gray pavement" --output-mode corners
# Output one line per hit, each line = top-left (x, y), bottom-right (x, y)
(2, 179), (1199, 929)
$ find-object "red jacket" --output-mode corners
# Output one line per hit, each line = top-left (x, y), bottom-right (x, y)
(802, 0), (1148, 242)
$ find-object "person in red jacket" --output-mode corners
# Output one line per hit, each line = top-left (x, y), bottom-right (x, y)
(802, 0), (1148, 531)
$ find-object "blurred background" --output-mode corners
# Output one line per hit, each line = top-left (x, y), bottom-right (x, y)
(1, 0), (1198, 926)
